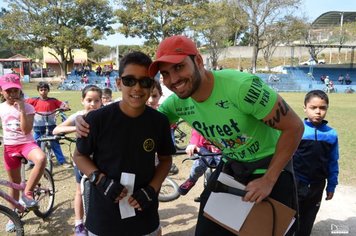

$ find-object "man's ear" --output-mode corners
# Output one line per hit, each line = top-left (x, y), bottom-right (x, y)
(195, 54), (205, 68)
(116, 78), (122, 91)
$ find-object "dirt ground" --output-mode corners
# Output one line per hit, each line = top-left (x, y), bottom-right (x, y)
(19, 154), (356, 235)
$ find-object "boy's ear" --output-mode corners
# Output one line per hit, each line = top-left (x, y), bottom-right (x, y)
(116, 78), (122, 91)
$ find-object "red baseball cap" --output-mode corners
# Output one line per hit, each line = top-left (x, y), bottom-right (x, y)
(148, 35), (198, 77)
(0, 73), (22, 90)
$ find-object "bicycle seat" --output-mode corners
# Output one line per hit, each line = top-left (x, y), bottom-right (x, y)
(10, 153), (28, 164)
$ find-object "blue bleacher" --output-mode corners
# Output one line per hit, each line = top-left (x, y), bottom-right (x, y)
(256, 65), (355, 93)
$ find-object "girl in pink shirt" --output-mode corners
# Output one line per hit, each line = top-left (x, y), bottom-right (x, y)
(0, 74), (46, 225)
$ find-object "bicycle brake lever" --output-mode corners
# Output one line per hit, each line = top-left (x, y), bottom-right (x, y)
(210, 181), (247, 197)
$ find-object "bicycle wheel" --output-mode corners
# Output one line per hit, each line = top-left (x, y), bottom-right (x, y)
(33, 169), (55, 218)
(41, 142), (53, 174)
(159, 177), (180, 202)
(0, 205), (24, 236)
(174, 120), (192, 150)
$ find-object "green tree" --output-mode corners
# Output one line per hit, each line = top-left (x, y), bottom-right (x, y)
(227, 0), (301, 73)
(0, 0), (114, 77)
(115, 0), (207, 48)
(261, 16), (308, 70)
(193, 1), (246, 69)
(89, 44), (112, 62)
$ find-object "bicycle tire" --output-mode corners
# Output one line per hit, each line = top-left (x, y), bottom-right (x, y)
(41, 141), (53, 174)
(174, 120), (192, 150)
(0, 205), (24, 236)
(33, 168), (55, 218)
(158, 177), (180, 202)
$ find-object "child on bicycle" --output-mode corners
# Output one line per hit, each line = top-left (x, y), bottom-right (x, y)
(25, 82), (70, 168)
(293, 90), (339, 236)
(73, 51), (175, 235)
(178, 129), (221, 196)
(53, 85), (103, 236)
(0, 74), (46, 230)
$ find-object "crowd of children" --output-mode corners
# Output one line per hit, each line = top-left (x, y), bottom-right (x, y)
(0, 47), (341, 236)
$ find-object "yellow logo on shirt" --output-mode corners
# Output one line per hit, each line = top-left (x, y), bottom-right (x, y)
(143, 139), (155, 152)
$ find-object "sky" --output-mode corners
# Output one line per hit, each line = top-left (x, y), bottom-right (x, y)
(1, 0), (355, 47)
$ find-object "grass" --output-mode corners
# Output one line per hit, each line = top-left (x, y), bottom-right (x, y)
(1, 82), (355, 186)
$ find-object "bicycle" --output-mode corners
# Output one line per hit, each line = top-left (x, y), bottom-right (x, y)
(0, 140), (55, 235)
(36, 108), (70, 174)
(172, 119), (192, 150)
(157, 150), (188, 202)
(182, 151), (221, 202)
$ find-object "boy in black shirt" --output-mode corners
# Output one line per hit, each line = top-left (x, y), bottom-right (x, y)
(73, 52), (175, 235)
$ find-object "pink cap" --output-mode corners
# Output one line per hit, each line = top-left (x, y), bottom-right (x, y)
(0, 74), (22, 90)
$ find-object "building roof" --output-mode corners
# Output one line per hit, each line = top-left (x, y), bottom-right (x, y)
(312, 11), (356, 28)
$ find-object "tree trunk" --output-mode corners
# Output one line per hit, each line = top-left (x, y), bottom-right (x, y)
(251, 45), (258, 73)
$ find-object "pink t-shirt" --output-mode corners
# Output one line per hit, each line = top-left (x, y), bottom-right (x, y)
(0, 102), (35, 145)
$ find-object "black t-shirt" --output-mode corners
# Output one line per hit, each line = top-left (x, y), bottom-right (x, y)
(76, 102), (176, 235)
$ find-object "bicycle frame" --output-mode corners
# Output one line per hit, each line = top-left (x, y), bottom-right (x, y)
(0, 157), (35, 214)
(0, 180), (27, 213)
(0, 153), (55, 219)
(36, 108), (70, 172)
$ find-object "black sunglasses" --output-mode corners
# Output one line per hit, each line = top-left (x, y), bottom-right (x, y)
(121, 76), (154, 89)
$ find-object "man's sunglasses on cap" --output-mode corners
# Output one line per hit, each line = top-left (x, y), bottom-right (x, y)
(121, 76), (154, 89)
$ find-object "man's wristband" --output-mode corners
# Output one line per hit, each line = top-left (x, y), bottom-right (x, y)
(88, 170), (101, 186)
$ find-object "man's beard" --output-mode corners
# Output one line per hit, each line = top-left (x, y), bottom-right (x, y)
(178, 64), (202, 99)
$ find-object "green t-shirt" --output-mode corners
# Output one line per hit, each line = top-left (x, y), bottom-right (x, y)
(159, 69), (280, 162)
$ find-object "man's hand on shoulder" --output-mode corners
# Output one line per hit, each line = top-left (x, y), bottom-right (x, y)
(75, 115), (90, 138)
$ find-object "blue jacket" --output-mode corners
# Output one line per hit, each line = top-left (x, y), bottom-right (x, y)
(293, 119), (339, 192)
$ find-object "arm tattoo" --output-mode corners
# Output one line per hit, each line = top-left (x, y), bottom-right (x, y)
(264, 100), (290, 128)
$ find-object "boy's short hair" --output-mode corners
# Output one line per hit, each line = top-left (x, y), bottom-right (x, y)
(102, 88), (112, 96)
(118, 51), (152, 77)
(37, 81), (50, 91)
(304, 90), (329, 106)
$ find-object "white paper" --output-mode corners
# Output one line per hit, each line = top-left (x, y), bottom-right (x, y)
(119, 172), (136, 219)
(204, 172), (254, 231)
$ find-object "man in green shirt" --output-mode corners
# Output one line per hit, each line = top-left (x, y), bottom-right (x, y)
(149, 35), (304, 235)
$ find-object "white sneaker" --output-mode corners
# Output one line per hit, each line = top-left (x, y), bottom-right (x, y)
(20, 195), (38, 210)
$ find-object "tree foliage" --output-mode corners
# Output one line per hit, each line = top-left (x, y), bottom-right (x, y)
(115, 0), (208, 48)
(261, 15), (309, 69)
(0, 0), (114, 76)
(193, 1), (247, 68)
(227, 0), (301, 72)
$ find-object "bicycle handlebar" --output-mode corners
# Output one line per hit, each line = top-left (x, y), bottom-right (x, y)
(182, 151), (221, 169)
(37, 134), (76, 143)
(35, 108), (71, 117)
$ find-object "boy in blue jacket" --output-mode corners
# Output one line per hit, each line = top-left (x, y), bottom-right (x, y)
(293, 90), (339, 236)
